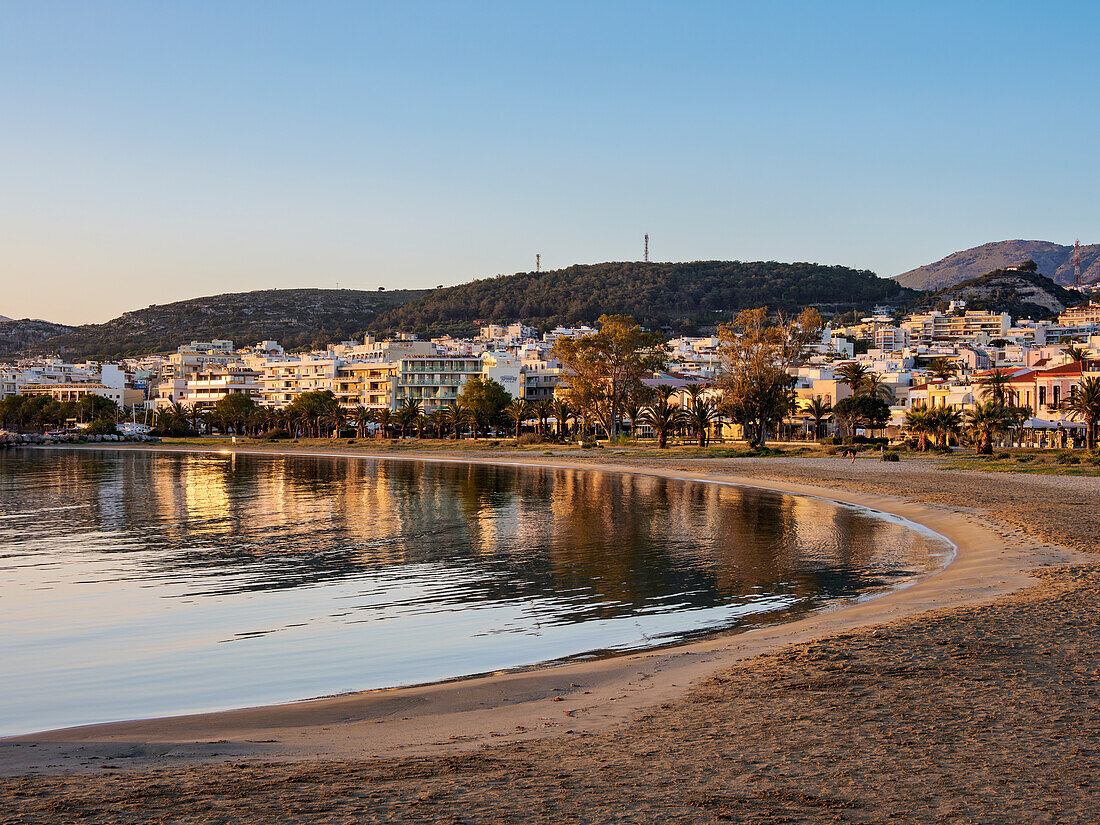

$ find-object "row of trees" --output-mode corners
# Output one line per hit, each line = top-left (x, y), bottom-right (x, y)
(0, 393), (121, 433)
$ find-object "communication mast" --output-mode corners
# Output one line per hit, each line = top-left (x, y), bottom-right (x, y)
(1074, 238), (1082, 288)
(644, 233), (649, 263)
(536, 253), (540, 273)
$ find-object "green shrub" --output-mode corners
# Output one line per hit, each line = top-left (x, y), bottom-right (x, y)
(516, 433), (543, 446)
(260, 428), (291, 440)
(882, 451), (900, 462)
(1015, 454), (1034, 463)
(1057, 452), (1081, 465)
(995, 451), (1011, 460)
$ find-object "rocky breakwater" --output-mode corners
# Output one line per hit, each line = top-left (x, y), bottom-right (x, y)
(0, 430), (160, 448)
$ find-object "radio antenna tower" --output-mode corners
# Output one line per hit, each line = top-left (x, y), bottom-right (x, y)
(644, 233), (649, 263)
(1073, 238), (1082, 288)
(536, 253), (540, 273)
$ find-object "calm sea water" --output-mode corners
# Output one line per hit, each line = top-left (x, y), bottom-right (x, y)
(0, 448), (952, 736)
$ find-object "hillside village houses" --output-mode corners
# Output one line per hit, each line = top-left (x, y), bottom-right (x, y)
(3, 299), (1100, 444)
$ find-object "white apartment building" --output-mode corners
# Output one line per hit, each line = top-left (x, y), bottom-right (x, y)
(901, 311), (1011, 345)
(185, 367), (262, 408)
(260, 355), (341, 407)
(395, 352), (524, 413)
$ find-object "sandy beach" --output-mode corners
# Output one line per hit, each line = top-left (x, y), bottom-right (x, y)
(2, 447), (1099, 823)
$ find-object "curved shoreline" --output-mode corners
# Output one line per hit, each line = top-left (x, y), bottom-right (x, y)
(1, 445), (1073, 774)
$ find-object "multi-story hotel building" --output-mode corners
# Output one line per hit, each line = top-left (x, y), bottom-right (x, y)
(901, 310), (1012, 345)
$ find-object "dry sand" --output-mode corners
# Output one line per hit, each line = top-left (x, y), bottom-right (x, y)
(2, 448), (1099, 823)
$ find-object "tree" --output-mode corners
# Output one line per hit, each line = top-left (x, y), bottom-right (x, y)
(1063, 344), (1088, 363)
(1067, 376), (1100, 450)
(904, 407), (934, 451)
(976, 369), (1012, 406)
(458, 376), (512, 436)
(836, 363), (871, 397)
(928, 404), (963, 449)
(552, 398), (573, 440)
(352, 405), (372, 438)
(532, 400), (553, 436)
(441, 402), (472, 439)
(835, 395), (891, 438)
(804, 395), (833, 440)
(286, 390), (341, 438)
(926, 357), (958, 382)
(504, 399), (531, 438)
(374, 407), (394, 439)
(638, 385), (683, 449)
(551, 314), (668, 440)
(966, 401), (1008, 455)
(214, 393), (256, 435)
(683, 385), (715, 447)
(716, 308), (821, 448)
(397, 398), (421, 437)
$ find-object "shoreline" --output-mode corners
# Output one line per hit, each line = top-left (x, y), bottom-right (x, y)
(1, 444), (1077, 776)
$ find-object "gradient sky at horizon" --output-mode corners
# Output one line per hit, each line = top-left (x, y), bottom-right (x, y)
(2, 1), (1098, 325)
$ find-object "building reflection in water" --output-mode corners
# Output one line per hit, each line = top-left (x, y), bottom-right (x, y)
(12, 451), (943, 621)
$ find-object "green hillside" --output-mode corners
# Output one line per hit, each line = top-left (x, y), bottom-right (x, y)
(371, 261), (911, 336)
(34, 288), (430, 359)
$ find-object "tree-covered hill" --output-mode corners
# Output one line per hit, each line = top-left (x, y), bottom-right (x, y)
(371, 261), (911, 336)
(28, 288), (430, 359)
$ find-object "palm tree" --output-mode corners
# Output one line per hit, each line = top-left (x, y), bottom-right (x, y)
(552, 398), (573, 441)
(805, 395), (833, 440)
(1067, 376), (1100, 450)
(926, 357), (958, 382)
(423, 409), (444, 439)
(505, 399), (531, 439)
(966, 401), (1007, 455)
(976, 369), (1012, 407)
(321, 406), (347, 438)
(904, 407), (934, 451)
(639, 385), (682, 449)
(442, 402), (471, 439)
(685, 393), (716, 447)
(375, 407), (394, 439)
(1064, 344), (1088, 363)
(352, 405), (372, 438)
(836, 363), (871, 397)
(532, 400), (553, 437)
(864, 373), (894, 403)
(397, 399), (421, 437)
(928, 404), (963, 449)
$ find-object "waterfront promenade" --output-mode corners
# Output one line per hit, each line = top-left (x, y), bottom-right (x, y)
(2, 446), (1098, 823)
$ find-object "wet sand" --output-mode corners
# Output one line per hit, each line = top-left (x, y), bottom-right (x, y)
(2, 448), (1098, 823)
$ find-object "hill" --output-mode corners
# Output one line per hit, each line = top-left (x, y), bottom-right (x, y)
(27, 288), (430, 360)
(370, 261), (912, 337)
(918, 264), (1084, 321)
(894, 240), (1100, 290)
(0, 319), (75, 357)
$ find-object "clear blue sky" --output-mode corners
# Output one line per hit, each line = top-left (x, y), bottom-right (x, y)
(2, 1), (1098, 324)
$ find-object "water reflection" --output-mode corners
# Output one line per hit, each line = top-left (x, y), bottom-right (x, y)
(0, 449), (951, 736)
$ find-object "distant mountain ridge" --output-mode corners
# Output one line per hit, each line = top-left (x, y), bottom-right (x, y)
(21, 288), (430, 360)
(894, 240), (1100, 290)
(918, 266), (1084, 321)
(0, 319), (75, 357)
